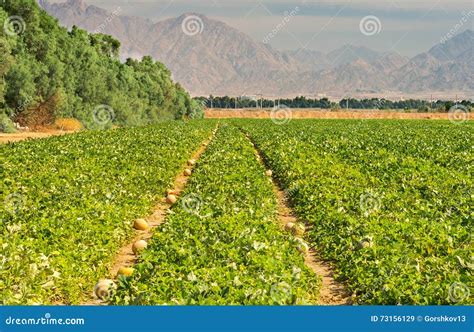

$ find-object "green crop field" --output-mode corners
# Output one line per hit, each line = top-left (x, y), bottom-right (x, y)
(237, 119), (473, 305)
(112, 124), (318, 305)
(1, 119), (472, 305)
(0, 121), (216, 304)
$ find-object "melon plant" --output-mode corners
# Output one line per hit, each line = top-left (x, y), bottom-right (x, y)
(239, 119), (473, 305)
(111, 124), (319, 305)
(0, 120), (216, 304)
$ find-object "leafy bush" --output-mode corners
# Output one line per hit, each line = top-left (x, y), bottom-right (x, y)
(188, 99), (205, 119)
(0, 112), (16, 133)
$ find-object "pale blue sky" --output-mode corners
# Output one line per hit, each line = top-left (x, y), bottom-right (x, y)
(49, 0), (474, 55)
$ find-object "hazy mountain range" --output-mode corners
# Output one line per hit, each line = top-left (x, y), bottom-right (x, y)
(39, 0), (473, 98)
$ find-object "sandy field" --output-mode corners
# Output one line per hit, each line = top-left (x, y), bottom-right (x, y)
(205, 109), (452, 120)
(0, 130), (75, 144)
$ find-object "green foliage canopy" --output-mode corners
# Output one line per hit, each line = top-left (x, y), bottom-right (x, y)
(0, 0), (201, 129)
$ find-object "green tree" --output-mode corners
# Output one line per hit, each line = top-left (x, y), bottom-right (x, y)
(0, 0), (201, 127)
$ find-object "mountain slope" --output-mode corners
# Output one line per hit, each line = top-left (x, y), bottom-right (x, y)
(283, 49), (329, 71)
(40, 0), (474, 97)
(148, 13), (301, 95)
(39, 0), (301, 95)
(392, 30), (474, 92)
(327, 45), (382, 68)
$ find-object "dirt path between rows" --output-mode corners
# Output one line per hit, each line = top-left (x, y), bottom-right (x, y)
(82, 127), (217, 305)
(243, 131), (351, 305)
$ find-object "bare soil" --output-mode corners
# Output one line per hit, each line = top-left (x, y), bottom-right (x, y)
(245, 132), (351, 305)
(206, 109), (451, 120)
(0, 130), (76, 144)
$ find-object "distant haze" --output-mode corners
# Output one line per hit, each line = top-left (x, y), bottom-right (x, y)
(46, 0), (474, 56)
(41, 0), (473, 98)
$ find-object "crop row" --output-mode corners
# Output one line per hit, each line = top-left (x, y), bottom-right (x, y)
(0, 121), (216, 304)
(238, 119), (472, 304)
(112, 124), (318, 305)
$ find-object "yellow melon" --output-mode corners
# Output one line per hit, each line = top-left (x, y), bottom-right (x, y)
(117, 267), (134, 277)
(133, 219), (149, 231)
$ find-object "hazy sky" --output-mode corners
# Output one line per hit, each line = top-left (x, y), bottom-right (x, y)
(51, 0), (474, 56)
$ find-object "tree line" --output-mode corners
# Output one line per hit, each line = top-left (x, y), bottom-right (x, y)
(195, 96), (473, 112)
(0, 0), (203, 132)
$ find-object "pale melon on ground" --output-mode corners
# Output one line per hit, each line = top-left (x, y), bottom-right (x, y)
(166, 194), (177, 204)
(285, 222), (295, 232)
(94, 279), (116, 300)
(166, 189), (178, 196)
(132, 240), (147, 254)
